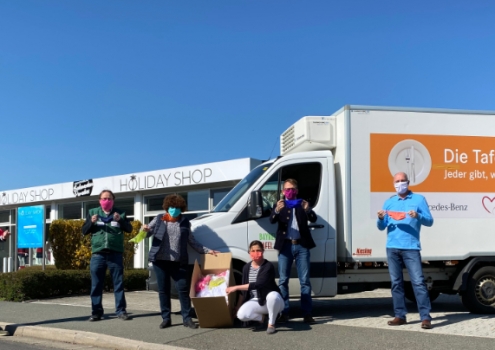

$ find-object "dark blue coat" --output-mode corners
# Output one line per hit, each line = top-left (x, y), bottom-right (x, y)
(270, 204), (317, 250)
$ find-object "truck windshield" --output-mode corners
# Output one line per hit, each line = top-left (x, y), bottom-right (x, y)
(212, 162), (273, 212)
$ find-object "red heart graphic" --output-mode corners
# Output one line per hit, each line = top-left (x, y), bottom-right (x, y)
(482, 196), (495, 214)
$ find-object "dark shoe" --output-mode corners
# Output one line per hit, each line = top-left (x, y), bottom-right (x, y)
(159, 319), (171, 329)
(183, 319), (198, 329)
(387, 317), (407, 326)
(277, 314), (289, 324)
(421, 320), (432, 329)
(88, 315), (103, 322)
(303, 315), (315, 324)
(117, 312), (130, 321)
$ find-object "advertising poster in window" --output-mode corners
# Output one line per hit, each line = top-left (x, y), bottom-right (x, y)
(17, 205), (45, 248)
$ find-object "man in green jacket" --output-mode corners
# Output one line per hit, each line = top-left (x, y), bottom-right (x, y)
(82, 190), (133, 321)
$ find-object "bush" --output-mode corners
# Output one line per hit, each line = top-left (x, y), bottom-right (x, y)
(49, 219), (142, 270)
(0, 268), (149, 302)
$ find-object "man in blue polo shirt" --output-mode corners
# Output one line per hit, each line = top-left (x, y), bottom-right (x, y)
(377, 172), (434, 330)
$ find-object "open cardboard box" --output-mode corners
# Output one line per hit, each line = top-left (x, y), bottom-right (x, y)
(189, 252), (236, 328)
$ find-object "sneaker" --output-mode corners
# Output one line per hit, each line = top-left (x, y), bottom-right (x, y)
(117, 312), (130, 321)
(266, 326), (277, 335)
(159, 319), (171, 329)
(183, 319), (198, 329)
(277, 314), (289, 324)
(0, 330), (9, 336)
(303, 314), (315, 324)
(88, 315), (103, 322)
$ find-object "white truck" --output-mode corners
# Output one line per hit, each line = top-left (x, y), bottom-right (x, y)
(189, 105), (495, 314)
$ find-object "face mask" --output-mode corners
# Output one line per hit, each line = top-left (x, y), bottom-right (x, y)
(394, 181), (409, 195)
(250, 251), (263, 260)
(283, 188), (298, 200)
(99, 199), (114, 212)
(168, 207), (181, 218)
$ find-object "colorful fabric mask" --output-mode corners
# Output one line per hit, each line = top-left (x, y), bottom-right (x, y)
(250, 251), (263, 260)
(387, 211), (407, 220)
(285, 198), (303, 209)
(99, 199), (114, 212)
(394, 181), (409, 195)
(168, 207), (181, 218)
(283, 188), (298, 200)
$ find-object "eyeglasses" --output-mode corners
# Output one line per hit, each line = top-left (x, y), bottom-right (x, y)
(100, 198), (113, 201)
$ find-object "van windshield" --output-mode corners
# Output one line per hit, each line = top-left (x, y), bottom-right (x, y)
(212, 162), (273, 213)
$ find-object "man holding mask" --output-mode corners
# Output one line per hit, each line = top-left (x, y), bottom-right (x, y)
(270, 178), (317, 324)
(82, 190), (133, 322)
(377, 172), (434, 329)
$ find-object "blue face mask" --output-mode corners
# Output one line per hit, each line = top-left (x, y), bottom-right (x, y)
(168, 207), (181, 218)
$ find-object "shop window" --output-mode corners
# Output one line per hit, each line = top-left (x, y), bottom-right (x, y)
(186, 190), (209, 211)
(146, 190), (209, 213)
(59, 203), (82, 220)
(212, 188), (233, 208)
(115, 198), (134, 217)
(45, 206), (51, 220)
(0, 210), (9, 223)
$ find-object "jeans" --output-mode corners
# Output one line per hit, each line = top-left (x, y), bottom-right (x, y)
(153, 260), (192, 322)
(90, 252), (126, 316)
(278, 241), (312, 315)
(386, 248), (432, 321)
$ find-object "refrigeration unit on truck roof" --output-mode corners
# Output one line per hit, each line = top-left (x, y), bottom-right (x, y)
(280, 116), (337, 156)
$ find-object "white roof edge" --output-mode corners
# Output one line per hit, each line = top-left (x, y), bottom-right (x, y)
(340, 104), (495, 115)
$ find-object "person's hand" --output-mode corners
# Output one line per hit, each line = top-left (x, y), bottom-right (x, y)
(91, 215), (98, 223)
(4, 229), (10, 237)
(408, 210), (418, 218)
(113, 212), (121, 221)
(275, 200), (285, 212)
(226, 286), (237, 295)
(208, 250), (221, 256)
(377, 210), (386, 220)
(302, 200), (310, 211)
(142, 224), (150, 232)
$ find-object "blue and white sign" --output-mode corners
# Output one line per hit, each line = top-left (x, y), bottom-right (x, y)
(17, 205), (44, 248)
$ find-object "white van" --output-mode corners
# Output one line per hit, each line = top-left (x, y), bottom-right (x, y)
(182, 105), (495, 314)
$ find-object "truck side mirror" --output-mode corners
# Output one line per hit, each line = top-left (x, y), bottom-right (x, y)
(248, 191), (263, 219)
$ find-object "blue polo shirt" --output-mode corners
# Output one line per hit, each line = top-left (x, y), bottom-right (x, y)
(377, 191), (433, 250)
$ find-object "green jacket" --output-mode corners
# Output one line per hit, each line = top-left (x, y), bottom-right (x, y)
(82, 207), (133, 254)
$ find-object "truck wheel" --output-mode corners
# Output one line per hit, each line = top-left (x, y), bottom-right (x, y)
(404, 283), (440, 303)
(461, 266), (495, 314)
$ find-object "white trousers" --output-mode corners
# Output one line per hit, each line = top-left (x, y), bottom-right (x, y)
(237, 291), (284, 325)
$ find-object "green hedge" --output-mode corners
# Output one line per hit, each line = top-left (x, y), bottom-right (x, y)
(0, 268), (149, 302)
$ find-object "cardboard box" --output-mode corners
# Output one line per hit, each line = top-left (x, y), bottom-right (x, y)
(189, 252), (236, 328)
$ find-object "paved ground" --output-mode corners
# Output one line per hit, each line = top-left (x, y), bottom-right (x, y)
(1, 289), (494, 349)
(29, 289), (495, 339)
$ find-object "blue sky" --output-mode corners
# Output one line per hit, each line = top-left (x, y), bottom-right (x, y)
(1, 1), (494, 191)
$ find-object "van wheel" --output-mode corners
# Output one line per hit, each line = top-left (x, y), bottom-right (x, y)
(461, 266), (495, 314)
(404, 283), (440, 303)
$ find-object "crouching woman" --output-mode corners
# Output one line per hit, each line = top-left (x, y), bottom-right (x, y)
(226, 240), (284, 334)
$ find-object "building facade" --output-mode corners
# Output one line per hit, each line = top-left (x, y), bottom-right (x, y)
(0, 158), (261, 270)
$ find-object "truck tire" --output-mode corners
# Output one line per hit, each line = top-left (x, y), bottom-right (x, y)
(404, 283), (440, 303)
(461, 266), (495, 314)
